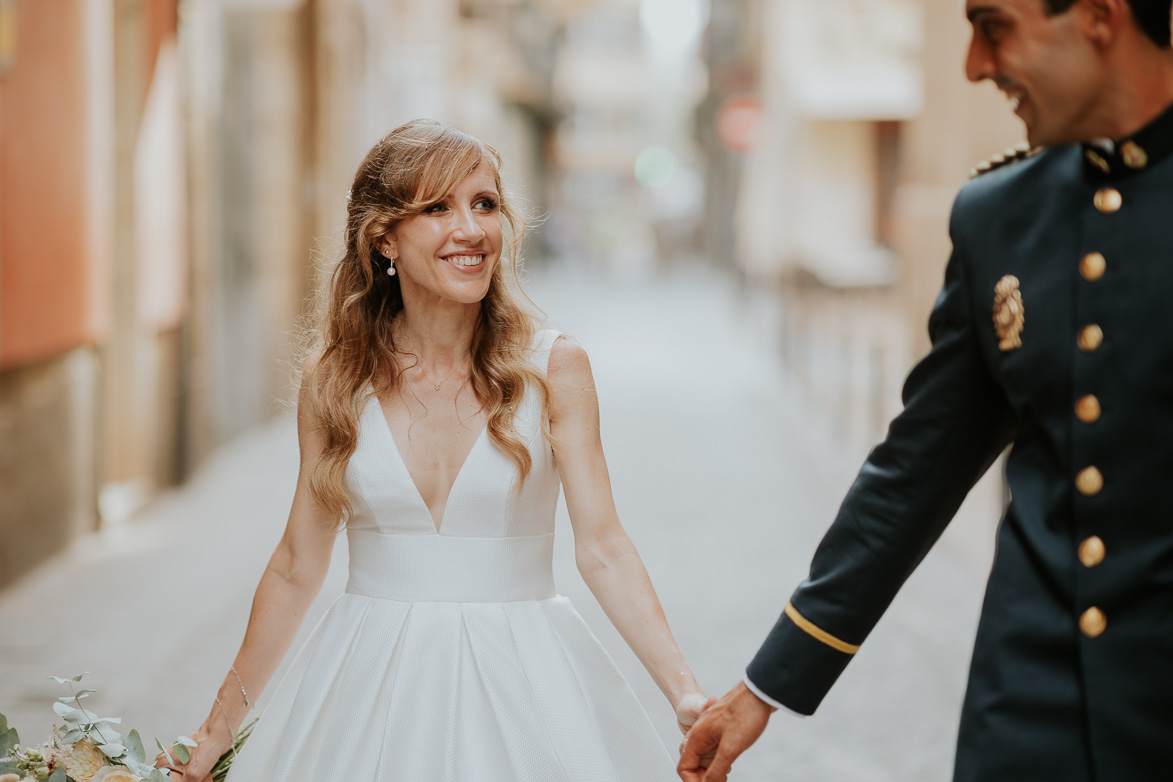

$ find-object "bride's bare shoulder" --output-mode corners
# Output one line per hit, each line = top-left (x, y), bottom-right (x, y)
(546, 336), (593, 388)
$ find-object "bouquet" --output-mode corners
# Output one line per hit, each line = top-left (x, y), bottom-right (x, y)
(0, 674), (255, 782)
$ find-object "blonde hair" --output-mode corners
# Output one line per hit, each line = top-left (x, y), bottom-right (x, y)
(302, 119), (549, 526)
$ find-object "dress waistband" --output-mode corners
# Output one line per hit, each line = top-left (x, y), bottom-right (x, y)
(345, 530), (556, 603)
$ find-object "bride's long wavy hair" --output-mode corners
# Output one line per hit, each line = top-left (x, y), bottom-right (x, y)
(302, 119), (549, 526)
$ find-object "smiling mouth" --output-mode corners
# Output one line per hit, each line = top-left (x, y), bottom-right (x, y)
(1004, 87), (1026, 115)
(443, 253), (485, 268)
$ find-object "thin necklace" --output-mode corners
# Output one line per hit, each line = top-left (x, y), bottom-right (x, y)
(417, 362), (462, 391)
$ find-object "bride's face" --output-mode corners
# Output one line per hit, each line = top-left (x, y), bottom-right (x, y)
(384, 161), (503, 307)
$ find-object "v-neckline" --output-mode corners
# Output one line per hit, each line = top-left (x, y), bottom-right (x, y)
(372, 397), (487, 534)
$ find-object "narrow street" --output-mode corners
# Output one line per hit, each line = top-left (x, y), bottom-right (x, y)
(0, 263), (1002, 781)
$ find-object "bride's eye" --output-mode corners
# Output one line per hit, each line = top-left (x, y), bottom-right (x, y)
(474, 197), (499, 212)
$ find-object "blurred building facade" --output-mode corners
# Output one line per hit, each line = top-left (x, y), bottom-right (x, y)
(0, 0), (571, 588)
(2, 0), (1028, 587)
(700, 0), (1023, 453)
(546, 0), (709, 273)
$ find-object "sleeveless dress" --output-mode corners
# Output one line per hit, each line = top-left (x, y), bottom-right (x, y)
(226, 329), (676, 781)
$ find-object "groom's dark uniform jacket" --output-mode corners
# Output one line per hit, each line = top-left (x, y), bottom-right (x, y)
(748, 102), (1173, 782)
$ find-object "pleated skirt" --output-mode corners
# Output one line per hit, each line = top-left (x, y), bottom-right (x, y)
(226, 594), (676, 781)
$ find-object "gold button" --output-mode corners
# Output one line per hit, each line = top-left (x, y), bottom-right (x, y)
(1079, 252), (1106, 282)
(1078, 536), (1106, 568)
(1077, 466), (1103, 496)
(1080, 607), (1107, 638)
(1094, 188), (1122, 213)
(1121, 140), (1148, 170)
(1084, 149), (1110, 174)
(1077, 324), (1103, 352)
(1075, 394), (1101, 424)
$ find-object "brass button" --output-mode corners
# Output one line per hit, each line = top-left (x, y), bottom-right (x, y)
(1078, 536), (1106, 568)
(1094, 188), (1122, 213)
(1079, 252), (1106, 282)
(1077, 324), (1103, 352)
(1077, 466), (1104, 496)
(1121, 140), (1148, 170)
(1080, 607), (1107, 638)
(1084, 149), (1110, 174)
(1075, 394), (1101, 424)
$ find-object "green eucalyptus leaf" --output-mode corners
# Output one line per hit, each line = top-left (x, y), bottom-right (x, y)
(93, 728), (121, 746)
(74, 690), (97, 700)
(97, 742), (126, 758)
(95, 717), (122, 725)
(175, 736), (197, 748)
(62, 707), (101, 724)
(61, 729), (85, 744)
(149, 769), (170, 782)
(72, 673), (88, 683)
(47, 770), (68, 782)
(155, 737), (174, 768)
(172, 743), (191, 764)
(0, 717), (18, 757)
(126, 729), (146, 765)
(49, 676), (72, 684)
(0, 723), (18, 775)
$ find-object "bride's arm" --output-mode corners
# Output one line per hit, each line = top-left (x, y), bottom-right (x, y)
(547, 338), (708, 733)
(168, 384), (339, 780)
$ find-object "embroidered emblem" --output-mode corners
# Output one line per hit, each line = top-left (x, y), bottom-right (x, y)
(993, 275), (1025, 352)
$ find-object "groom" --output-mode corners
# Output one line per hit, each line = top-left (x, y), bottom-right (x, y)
(680, 0), (1173, 780)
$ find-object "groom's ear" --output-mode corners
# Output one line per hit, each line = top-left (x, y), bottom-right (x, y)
(1074, 0), (1130, 49)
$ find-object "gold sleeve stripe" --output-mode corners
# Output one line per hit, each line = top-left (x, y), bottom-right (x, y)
(784, 602), (861, 655)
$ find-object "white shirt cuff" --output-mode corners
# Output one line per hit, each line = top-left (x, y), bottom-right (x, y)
(742, 673), (807, 718)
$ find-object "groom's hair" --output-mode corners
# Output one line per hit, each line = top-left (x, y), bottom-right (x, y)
(1042, 0), (1171, 47)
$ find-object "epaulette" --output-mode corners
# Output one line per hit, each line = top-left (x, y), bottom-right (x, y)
(969, 142), (1042, 179)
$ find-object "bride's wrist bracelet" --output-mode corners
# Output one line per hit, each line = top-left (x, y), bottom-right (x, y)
(214, 696), (238, 756)
(229, 665), (252, 708)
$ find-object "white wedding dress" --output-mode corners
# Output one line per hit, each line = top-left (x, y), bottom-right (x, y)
(227, 329), (676, 781)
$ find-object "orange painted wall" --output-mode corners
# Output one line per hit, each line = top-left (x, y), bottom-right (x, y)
(0, 0), (92, 369)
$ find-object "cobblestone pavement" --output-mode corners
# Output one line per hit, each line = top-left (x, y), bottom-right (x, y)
(0, 262), (1002, 781)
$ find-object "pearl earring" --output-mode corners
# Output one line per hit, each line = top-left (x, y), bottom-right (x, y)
(383, 249), (396, 276)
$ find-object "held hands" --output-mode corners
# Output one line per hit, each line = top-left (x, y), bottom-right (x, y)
(677, 682), (775, 782)
(675, 691), (717, 735)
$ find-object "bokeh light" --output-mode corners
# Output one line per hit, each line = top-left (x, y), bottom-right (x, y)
(633, 146), (678, 189)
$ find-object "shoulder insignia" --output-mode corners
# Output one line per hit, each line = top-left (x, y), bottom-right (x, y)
(969, 142), (1042, 179)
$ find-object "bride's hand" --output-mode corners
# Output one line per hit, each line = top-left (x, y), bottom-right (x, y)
(156, 725), (231, 782)
(675, 691), (716, 735)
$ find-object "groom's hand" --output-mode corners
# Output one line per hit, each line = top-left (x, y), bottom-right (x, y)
(677, 682), (774, 782)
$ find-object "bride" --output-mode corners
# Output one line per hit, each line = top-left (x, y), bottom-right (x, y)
(167, 119), (708, 781)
